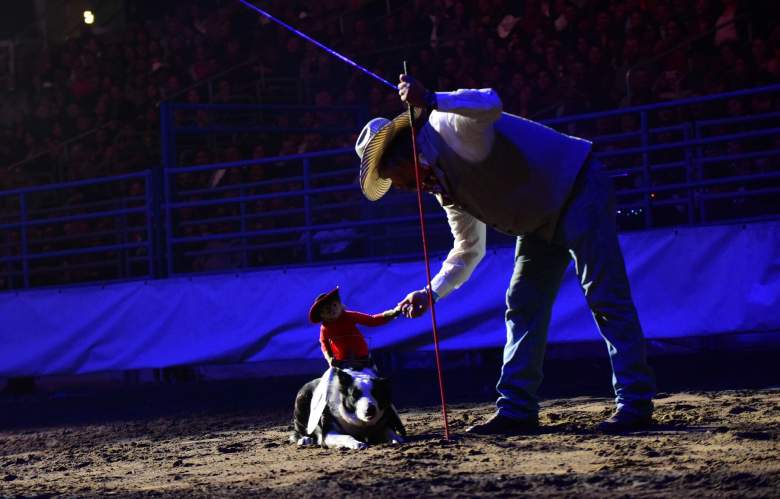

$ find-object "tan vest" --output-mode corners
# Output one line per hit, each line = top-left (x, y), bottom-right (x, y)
(424, 112), (592, 241)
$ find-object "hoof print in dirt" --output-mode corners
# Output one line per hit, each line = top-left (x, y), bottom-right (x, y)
(290, 367), (406, 449)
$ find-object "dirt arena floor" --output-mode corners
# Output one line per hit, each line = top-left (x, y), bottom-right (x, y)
(1, 382), (778, 498)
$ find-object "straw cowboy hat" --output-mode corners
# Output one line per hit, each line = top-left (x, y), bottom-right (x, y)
(308, 286), (341, 323)
(355, 108), (423, 201)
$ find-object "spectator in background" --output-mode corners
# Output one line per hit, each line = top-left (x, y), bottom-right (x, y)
(1, 0), (779, 291)
(4, 0), (778, 191)
(714, 0), (741, 47)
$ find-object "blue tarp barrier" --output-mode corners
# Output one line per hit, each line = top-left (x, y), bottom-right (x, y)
(1, 221), (778, 377)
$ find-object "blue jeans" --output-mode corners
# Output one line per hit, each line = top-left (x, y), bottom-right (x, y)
(496, 159), (655, 420)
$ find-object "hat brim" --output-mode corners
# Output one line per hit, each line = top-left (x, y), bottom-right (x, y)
(359, 109), (423, 202)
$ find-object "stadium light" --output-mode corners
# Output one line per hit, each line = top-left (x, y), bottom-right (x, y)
(83, 10), (95, 25)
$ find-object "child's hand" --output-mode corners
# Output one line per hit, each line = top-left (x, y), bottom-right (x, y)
(382, 306), (402, 319)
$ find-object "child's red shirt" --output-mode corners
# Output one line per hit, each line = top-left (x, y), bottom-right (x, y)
(320, 310), (391, 360)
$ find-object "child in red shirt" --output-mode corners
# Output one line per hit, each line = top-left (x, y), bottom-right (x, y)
(308, 287), (400, 367)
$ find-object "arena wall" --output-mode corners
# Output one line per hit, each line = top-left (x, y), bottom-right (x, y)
(1, 220), (778, 376)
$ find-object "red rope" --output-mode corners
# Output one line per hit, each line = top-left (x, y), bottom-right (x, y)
(406, 94), (450, 441)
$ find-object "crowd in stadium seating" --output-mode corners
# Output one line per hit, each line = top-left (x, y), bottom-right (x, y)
(1, 0), (779, 288)
(1, 0), (777, 190)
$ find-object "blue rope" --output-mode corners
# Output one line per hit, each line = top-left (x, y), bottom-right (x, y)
(236, 0), (397, 91)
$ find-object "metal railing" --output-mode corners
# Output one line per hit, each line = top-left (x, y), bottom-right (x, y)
(1, 84), (779, 290)
(0, 172), (155, 290)
(158, 84), (780, 276)
(161, 147), (454, 276)
(544, 84), (780, 229)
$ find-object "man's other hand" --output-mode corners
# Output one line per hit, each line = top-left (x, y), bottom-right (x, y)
(398, 74), (428, 108)
(398, 289), (429, 318)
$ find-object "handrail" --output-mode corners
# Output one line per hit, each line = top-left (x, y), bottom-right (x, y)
(694, 110), (780, 128)
(22, 257), (148, 275)
(169, 213), (445, 244)
(697, 148), (780, 165)
(0, 170), (148, 196)
(171, 148), (353, 174)
(548, 102), (780, 150)
(0, 206), (148, 231)
(177, 166), (355, 198)
(164, 184), (353, 210)
(172, 192), (435, 230)
(593, 124), (687, 145)
(23, 195), (146, 218)
(2, 257), (151, 278)
(0, 241), (149, 263)
(175, 208), (306, 229)
(178, 175), (307, 198)
(7, 226), (144, 247)
(171, 193), (440, 230)
(700, 187), (780, 200)
(169, 249), (452, 279)
(615, 171), (780, 196)
(625, 11), (751, 101)
(595, 126), (780, 158)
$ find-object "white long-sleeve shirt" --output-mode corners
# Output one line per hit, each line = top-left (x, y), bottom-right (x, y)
(417, 89), (504, 299)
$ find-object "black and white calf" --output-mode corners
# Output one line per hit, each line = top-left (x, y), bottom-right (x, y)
(291, 367), (406, 449)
